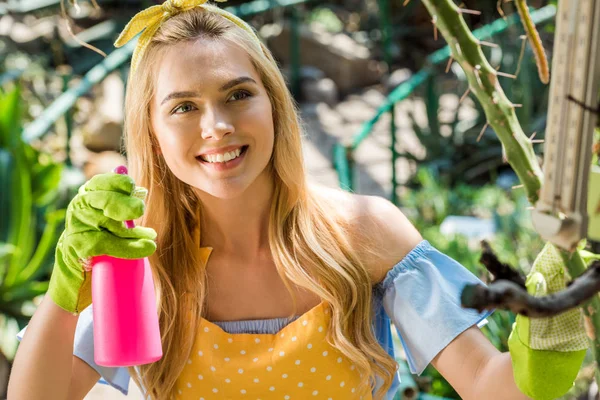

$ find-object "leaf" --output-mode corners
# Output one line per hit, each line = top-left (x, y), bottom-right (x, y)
(580, 249), (600, 267)
(17, 208), (65, 284)
(31, 161), (63, 207)
(0, 244), (16, 258)
(3, 151), (33, 288)
(0, 149), (13, 242)
(0, 243), (17, 284)
(1, 280), (49, 305)
(0, 86), (22, 149)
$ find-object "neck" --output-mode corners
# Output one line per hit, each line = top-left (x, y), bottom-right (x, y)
(196, 173), (274, 259)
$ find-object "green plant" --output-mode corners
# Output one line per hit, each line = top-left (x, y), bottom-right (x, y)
(0, 85), (65, 360)
(307, 6), (344, 33)
(399, 166), (547, 398)
(417, 0), (600, 392)
(404, 21), (551, 186)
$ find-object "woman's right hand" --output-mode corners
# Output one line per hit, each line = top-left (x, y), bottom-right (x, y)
(47, 172), (157, 315)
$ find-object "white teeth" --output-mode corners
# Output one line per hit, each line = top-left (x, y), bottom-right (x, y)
(200, 148), (243, 163)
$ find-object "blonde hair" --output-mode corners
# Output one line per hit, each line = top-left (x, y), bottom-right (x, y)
(123, 5), (397, 399)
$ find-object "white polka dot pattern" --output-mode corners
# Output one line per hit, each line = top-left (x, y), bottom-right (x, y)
(174, 301), (369, 398)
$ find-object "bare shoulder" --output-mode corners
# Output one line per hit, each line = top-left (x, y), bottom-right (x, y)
(314, 185), (423, 284)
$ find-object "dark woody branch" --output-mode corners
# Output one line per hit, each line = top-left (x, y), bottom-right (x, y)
(479, 240), (526, 289)
(461, 260), (600, 318)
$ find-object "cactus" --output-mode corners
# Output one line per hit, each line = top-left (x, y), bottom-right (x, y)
(421, 0), (543, 204)
(419, 0), (600, 384)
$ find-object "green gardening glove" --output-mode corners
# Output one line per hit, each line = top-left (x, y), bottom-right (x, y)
(508, 242), (588, 400)
(47, 172), (158, 315)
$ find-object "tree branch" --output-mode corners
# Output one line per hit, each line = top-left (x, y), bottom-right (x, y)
(479, 240), (526, 289)
(461, 260), (600, 318)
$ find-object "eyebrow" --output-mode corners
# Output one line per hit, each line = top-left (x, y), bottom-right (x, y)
(160, 76), (257, 106)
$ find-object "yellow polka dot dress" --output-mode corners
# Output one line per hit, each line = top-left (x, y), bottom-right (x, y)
(174, 248), (370, 399)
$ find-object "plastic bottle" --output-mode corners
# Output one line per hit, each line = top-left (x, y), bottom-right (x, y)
(91, 165), (162, 367)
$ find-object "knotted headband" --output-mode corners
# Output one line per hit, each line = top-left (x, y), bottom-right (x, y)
(114, 0), (263, 74)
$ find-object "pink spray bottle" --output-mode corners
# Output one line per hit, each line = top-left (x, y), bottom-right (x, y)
(91, 165), (163, 367)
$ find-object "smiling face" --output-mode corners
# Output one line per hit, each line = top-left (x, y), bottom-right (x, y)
(150, 38), (275, 199)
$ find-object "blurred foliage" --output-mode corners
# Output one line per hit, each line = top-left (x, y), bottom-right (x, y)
(400, 168), (544, 269)
(593, 127), (600, 167)
(308, 6), (344, 33)
(399, 167), (547, 398)
(400, 166), (599, 398)
(0, 85), (65, 361)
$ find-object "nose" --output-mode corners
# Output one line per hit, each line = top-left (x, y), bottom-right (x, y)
(200, 105), (234, 140)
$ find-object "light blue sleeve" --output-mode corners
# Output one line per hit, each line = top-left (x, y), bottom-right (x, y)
(374, 240), (494, 375)
(16, 303), (131, 396)
(371, 298), (401, 400)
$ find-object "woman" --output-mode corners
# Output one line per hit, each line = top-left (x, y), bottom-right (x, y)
(9, 1), (537, 399)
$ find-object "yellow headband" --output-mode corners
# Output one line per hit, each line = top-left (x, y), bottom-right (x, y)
(114, 0), (262, 74)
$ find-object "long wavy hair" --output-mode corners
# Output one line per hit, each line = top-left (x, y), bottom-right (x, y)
(123, 5), (397, 399)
